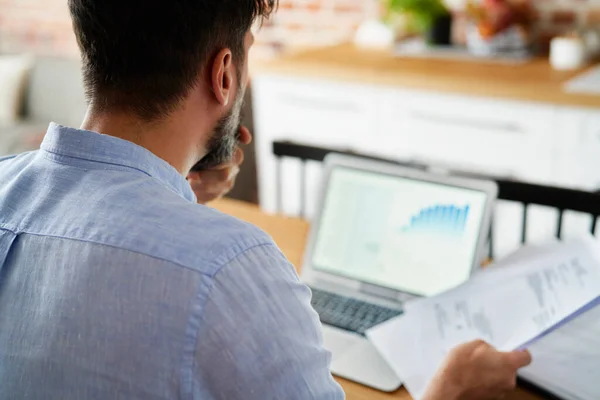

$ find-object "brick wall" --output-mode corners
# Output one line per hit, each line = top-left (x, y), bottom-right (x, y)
(257, 0), (600, 57)
(1, 0), (599, 59)
(0, 0), (78, 56)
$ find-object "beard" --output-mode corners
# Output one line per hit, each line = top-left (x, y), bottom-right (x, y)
(190, 86), (245, 171)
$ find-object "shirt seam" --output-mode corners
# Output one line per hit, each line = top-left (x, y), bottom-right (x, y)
(42, 149), (153, 177)
(0, 154), (18, 163)
(41, 151), (194, 202)
(0, 222), (273, 279)
(44, 123), (168, 174)
(0, 225), (13, 233)
(180, 242), (278, 400)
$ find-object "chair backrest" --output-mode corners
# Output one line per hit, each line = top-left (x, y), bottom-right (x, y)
(272, 140), (600, 258)
(272, 141), (428, 218)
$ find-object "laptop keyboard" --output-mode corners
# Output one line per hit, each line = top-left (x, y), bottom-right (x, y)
(309, 287), (404, 336)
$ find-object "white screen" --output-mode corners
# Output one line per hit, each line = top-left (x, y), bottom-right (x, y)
(312, 167), (489, 296)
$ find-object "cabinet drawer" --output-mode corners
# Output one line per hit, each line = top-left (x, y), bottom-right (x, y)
(253, 75), (380, 149)
(382, 90), (556, 182)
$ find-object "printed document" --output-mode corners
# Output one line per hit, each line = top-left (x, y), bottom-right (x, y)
(367, 238), (600, 400)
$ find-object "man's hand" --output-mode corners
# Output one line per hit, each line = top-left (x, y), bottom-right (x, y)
(187, 126), (252, 205)
(423, 340), (532, 400)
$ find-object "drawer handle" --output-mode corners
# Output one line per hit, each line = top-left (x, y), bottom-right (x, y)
(416, 157), (518, 180)
(280, 94), (360, 113)
(411, 111), (524, 135)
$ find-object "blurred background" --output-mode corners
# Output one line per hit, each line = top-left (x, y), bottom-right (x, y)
(0, 0), (595, 58)
(1, 0), (600, 257)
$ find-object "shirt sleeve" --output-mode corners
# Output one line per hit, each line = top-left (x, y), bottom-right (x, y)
(192, 243), (345, 400)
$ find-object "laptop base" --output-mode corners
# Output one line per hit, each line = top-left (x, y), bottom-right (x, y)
(323, 325), (403, 393)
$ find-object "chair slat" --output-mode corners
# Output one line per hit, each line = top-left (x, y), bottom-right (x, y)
(300, 159), (307, 218)
(556, 209), (564, 239)
(521, 204), (529, 244)
(488, 224), (494, 259)
(276, 156), (283, 214)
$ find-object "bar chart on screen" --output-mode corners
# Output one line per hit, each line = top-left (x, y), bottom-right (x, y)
(401, 204), (471, 237)
(378, 200), (483, 295)
(312, 167), (489, 295)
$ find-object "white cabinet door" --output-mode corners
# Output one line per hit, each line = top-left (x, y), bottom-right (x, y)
(381, 89), (557, 183)
(252, 75), (382, 217)
(555, 108), (600, 191)
(551, 108), (600, 245)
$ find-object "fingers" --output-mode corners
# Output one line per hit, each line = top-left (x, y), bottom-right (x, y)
(467, 339), (490, 349)
(468, 342), (531, 370)
(451, 339), (492, 355)
(232, 147), (244, 166)
(187, 170), (202, 181)
(442, 340), (527, 397)
(187, 148), (245, 180)
(504, 349), (532, 369)
(186, 143), (246, 204)
(190, 167), (236, 187)
(227, 165), (241, 182)
(187, 164), (241, 204)
(495, 349), (531, 393)
(238, 125), (252, 145)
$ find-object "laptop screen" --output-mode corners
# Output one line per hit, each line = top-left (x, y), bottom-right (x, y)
(312, 167), (489, 296)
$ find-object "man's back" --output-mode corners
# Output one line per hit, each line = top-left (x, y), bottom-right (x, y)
(0, 124), (342, 399)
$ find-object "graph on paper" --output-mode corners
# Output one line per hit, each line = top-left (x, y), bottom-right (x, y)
(402, 204), (471, 236)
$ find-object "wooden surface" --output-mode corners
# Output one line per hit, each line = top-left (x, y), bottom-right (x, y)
(252, 44), (600, 108)
(211, 198), (547, 400)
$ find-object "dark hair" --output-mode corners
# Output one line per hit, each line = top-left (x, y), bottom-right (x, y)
(69, 0), (277, 120)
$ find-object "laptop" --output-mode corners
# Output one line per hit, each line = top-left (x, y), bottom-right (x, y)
(302, 154), (498, 392)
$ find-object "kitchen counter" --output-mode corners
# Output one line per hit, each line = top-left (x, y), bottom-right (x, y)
(252, 44), (600, 109)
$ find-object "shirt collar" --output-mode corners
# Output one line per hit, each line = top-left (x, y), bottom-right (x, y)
(41, 123), (197, 203)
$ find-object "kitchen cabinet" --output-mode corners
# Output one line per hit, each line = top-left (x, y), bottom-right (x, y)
(380, 89), (557, 183)
(555, 108), (600, 191)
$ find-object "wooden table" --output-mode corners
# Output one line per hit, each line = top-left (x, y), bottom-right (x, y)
(212, 198), (546, 400)
(252, 43), (600, 109)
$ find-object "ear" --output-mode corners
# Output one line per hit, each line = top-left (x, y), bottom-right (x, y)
(211, 48), (234, 107)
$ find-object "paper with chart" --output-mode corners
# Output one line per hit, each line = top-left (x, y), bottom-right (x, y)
(367, 238), (600, 400)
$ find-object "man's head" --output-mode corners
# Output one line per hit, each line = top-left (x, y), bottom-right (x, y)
(69, 0), (277, 170)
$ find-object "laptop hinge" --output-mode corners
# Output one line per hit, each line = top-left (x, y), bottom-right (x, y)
(360, 282), (400, 302)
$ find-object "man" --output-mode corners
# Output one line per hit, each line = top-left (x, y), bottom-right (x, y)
(0, 1), (531, 399)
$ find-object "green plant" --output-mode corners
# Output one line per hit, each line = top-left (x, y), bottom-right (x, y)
(384, 0), (449, 34)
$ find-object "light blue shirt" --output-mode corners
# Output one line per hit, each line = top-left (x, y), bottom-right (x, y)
(0, 123), (344, 400)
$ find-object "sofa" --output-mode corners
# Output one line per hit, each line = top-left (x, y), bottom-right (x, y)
(0, 56), (87, 157)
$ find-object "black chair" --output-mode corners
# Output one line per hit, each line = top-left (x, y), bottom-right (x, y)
(272, 141), (428, 218)
(272, 140), (600, 259)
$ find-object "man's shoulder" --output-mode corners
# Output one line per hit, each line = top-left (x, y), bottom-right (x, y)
(103, 183), (276, 277)
(0, 152), (36, 177)
(1, 155), (275, 278)
(162, 200), (276, 275)
(0, 154), (17, 163)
